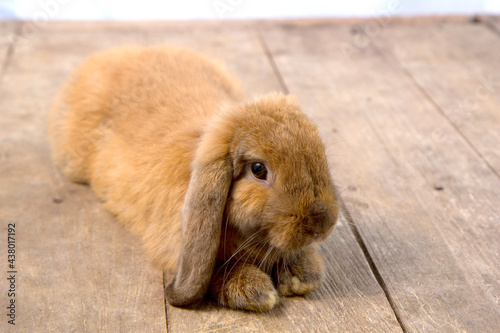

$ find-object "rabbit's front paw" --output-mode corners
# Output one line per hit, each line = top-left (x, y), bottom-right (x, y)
(210, 263), (279, 311)
(274, 247), (325, 296)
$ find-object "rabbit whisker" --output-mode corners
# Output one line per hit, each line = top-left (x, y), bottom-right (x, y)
(222, 217), (230, 260)
(227, 241), (259, 290)
(259, 246), (275, 273)
(219, 233), (265, 291)
(337, 184), (355, 195)
(236, 238), (269, 287)
(220, 231), (262, 268)
(220, 236), (260, 278)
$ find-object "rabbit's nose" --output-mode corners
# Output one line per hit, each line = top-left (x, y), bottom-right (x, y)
(308, 200), (335, 238)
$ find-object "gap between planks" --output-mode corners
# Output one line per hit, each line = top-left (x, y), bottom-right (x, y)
(261, 21), (500, 332)
(257, 31), (290, 94)
(0, 22), (20, 88)
(340, 199), (408, 333)
(370, 34), (500, 181)
(257, 26), (408, 333)
(481, 15), (500, 35)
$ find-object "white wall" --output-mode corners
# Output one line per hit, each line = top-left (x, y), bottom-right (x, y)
(1, 0), (499, 20)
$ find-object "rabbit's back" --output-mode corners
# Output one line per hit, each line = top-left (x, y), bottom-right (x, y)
(49, 45), (245, 183)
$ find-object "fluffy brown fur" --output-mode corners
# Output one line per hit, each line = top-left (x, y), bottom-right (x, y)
(49, 45), (339, 311)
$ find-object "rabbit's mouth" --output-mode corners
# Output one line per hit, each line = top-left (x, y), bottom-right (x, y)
(264, 202), (337, 253)
(268, 230), (323, 253)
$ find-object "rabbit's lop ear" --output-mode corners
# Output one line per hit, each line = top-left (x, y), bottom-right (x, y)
(165, 124), (233, 306)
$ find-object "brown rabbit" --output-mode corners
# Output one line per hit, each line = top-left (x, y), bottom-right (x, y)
(49, 45), (339, 311)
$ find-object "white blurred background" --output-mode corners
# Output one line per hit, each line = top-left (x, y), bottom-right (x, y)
(0, 0), (499, 20)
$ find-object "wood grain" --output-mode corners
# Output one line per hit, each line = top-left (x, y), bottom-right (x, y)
(0, 28), (166, 332)
(377, 23), (500, 176)
(262, 23), (500, 332)
(374, 22), (500, 327)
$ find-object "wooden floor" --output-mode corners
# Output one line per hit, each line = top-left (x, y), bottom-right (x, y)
(1, 17), (500, 332)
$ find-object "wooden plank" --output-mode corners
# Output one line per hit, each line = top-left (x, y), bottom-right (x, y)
(262, 23), (500, 332)
(30, 16), (473, 35)
(376, 23), (500, 175)
(0, 29), (166, 332)
(374, 21), (500, 321)
(140, 26), (402, 332)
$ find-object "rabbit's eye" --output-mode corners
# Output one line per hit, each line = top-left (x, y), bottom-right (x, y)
(251, 162), (267, 180)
